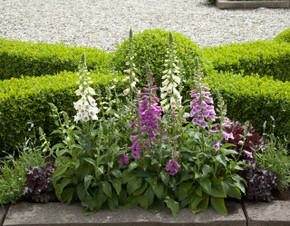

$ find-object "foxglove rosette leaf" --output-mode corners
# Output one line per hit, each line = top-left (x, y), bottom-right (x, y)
(73, 54), (100, 123)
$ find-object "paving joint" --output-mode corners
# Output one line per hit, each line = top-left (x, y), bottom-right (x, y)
(0, 205), (10, 226)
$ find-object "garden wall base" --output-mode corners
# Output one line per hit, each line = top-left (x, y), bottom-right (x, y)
(244, 201), (290, 226)
(0, 207), (8, 226)
(3, 201), (245, 226)
(216, 0), (290, 9)
(2, 201), (290, 226)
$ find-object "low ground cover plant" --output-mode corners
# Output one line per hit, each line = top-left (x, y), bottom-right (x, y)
(0, 30), (288, 217)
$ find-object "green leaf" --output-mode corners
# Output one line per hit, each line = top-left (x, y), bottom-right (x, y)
(211, 178), (227, 198)
(83, 158), (96, 167)
(112, 169), (121, 178)
(148, 198), (165, 214)
(165, 197), (179, 217)
(152, 183), (164, 199)
(216, 155), (227, 167)
(137, 194), (149, 209)
(61, 187), (76, 204)
(128, 162), (138, 171)
(108, 192), (118, 211)
(77, 183), (86, 200)
(210, 197), (227, 215)
(133, 182), (148, 196)
(111, 179), (122, 195)
(189, 195), (203, 214)
(84, 175), (93, 191)
(123, 195), (139, 209)
(127, 178), (143, 195)
(101, 181), (112, 198)
(160, 171), (169, 185)
(184, 182), (194, 193)
(144, 187), (154, 207)
(190, 195), (209, 214)
(53, 165), (68, 178)
(55, 178), (72, 200)
(231, 174), (246, 194)
(202, 164), (212, 177)
(200, 179), (211, 195)
(222, 179), (242, 199)
(195, 186), (203, 197)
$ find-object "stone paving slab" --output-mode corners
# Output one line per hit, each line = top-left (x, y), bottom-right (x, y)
(3, 201), (246, 226)
(216, 0), (290, 9)
(0, 206), (8, 226)
(244, 201), (290, 226)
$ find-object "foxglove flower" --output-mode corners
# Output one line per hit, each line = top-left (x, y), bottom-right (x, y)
(73, 54), (99, 123)
(190, 76), (216, 129)
(160, 33), (182, 112)
(166, 157), (180, 175)
(129, 65), (161, 159)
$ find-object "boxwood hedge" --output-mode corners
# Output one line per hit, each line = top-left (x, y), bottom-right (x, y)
(0, 38), (112, 80)
(274, 28), (290, 43)
(207, 72), (290, 138)
(0, 71), (121, 155)
(112, 29), (202, 86)
(201, 40), (290, 82)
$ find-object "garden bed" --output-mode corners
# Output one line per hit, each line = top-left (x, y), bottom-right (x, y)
(216, 0), (290, 9)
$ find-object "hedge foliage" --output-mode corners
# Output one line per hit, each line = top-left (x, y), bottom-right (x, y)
(0, 38), (111, 80)
(0, 71), (122, 155)
(207, 72), (290, 138)
(201, 40), (290, 82)
(112, 29), (201, 86)
(274, 28), (290, 43)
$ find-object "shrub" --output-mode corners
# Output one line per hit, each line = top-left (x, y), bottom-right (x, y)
(0, 38), (112, 80)
(274, 28), (290, 43)
(112, 29), (201, 86)
(207, 72), (290, 138)
(255, 122), (290, 191)
(201, 40), (290, 81)
(0, 140), (46, 205)
(0, 71), (123, 155)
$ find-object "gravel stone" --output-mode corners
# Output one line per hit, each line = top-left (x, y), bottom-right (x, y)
(0, 0), (289, 52)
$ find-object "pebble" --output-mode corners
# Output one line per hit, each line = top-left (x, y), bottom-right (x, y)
(0, 0), (289, 52)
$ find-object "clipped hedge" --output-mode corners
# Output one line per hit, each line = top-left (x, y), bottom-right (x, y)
(0, 38), (111, 80)
(0, 71), (121, 155)
(274, 28), (290, 43)
(112, 29), (201, 86)
(207, 72), (290, 138)
(201, 40), (290, 82)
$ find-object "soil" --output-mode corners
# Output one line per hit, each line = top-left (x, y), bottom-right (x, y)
(273, 188), (290, 201)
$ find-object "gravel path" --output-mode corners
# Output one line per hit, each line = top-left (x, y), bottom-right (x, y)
(0, 0), (289, 52)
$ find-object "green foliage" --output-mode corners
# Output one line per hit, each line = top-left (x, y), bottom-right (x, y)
(0, 140), (46, 205)
(255, 119), (290, 191)
(207, 72), (290, 138)
(274, 28), (290, 43)
(112, 29), (201, 86)
(201, 40), (290, 81)
(0, 38), (112, 80)
(0, 71), (123, 156)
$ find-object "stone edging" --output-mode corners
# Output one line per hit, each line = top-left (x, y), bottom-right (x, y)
(1, 200), (289, 226)
(216, 0), (290, 9)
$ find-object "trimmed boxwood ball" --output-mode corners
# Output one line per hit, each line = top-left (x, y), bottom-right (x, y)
(112, 29), (201, 87)
(274, 28), (290, 43)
